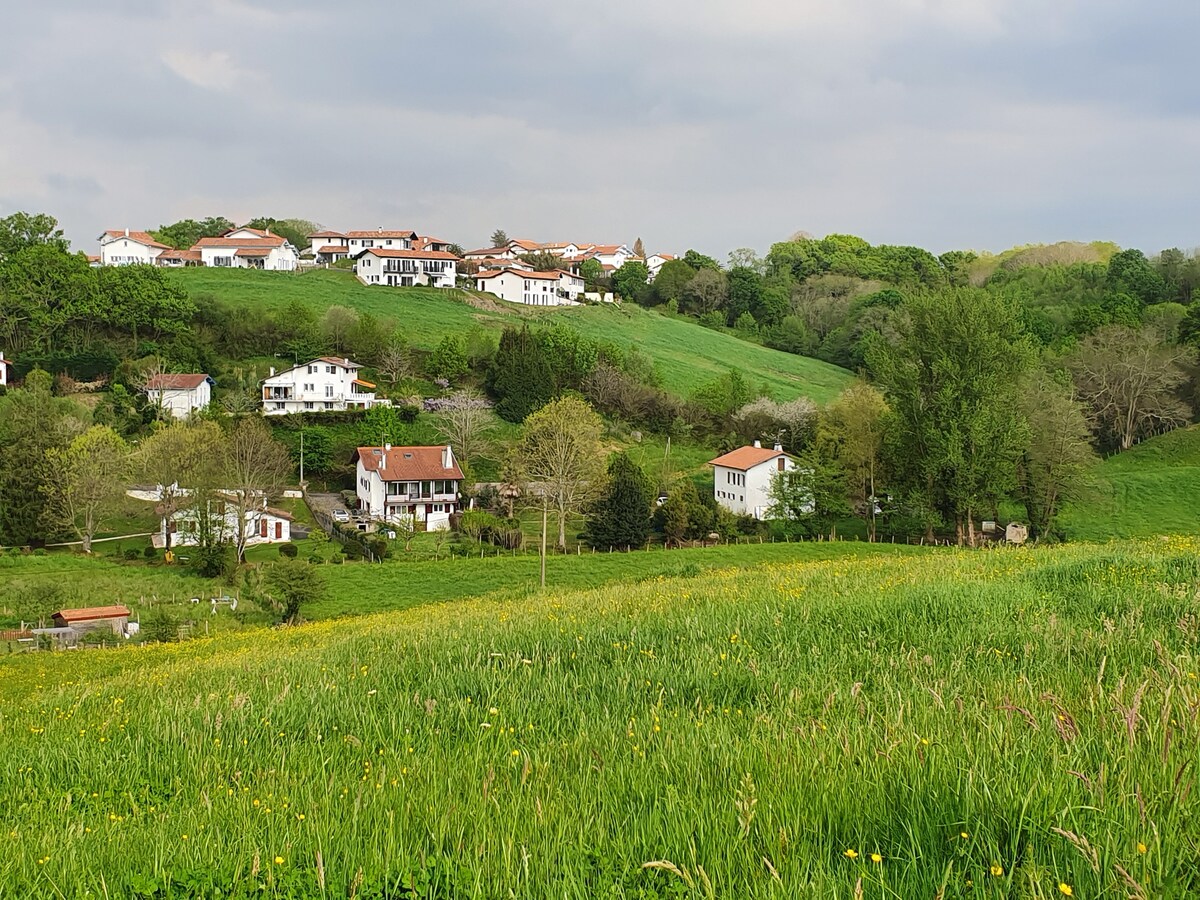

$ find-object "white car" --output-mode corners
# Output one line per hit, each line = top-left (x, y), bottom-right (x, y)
(331, 509), (350, 523)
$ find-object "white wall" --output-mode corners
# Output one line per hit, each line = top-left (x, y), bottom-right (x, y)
(262, 359), (376, 415)
(149, 383), (211, 419)
(100, 238), (161, 266)
(714, 457), (795, 520)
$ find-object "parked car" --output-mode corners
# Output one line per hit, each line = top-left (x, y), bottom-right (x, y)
(331, 509), (350, 523)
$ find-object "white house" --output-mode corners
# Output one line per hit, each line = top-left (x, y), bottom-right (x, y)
(261, 357), (381, 415)
(463, 245), (517, 262)
(475, 268), (579, 306)
(646, 253), (676, 281)
(158, 495), (292, 549)
(355, 247), (460, 288)
(191, 227), (299, 270)
(98, 229), (172, 266)
(708, 441), (796, 520)
(589, 244), (635, 269)
(155, 249), (203, 267)
(307, 230), (349, 262)
(353, 444), (463, 531)
(345, 229), (418, 256)
(145, 373), (214, 419)
(0, 351), (9, 387)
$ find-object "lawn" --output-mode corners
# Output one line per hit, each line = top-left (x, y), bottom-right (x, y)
(168, 268), (853, 404)
(1, 538), (1196, 896)
(1058, 424), (1200, 540)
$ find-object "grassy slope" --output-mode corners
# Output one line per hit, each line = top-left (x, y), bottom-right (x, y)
(169, 268), (853, 403)
(1059, 425), (1200, 540)
(2, 539), (1197, 896)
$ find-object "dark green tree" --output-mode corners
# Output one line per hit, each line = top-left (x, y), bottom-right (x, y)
(490, 229), (509, 248)
(151, 217), (234, 250)
(578, 258), (605, 288)
(587, 453), (652, 550)
(650, 259), (695, 307)
(488, 326), (554, 423)
(682, 250), (721, 271)
(427, 334), (469, 381)
(1107, 249), (1169, 305)
(0, 211), (68, 259)
(611, 261), (650, 303)
(266, 558), (326, 624)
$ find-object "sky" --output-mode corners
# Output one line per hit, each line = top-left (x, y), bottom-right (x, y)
(2, 0), (1198, 259)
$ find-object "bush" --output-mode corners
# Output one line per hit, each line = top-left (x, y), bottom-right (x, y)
(123, 548), (141, 561)
(343, 541), (364, 561)
(368, 537), (389, 561)
(143, 545), (157, 559)
(278, 542), (299, 558)
(307, 554), (323, 564)
(143, 607), (179, 643)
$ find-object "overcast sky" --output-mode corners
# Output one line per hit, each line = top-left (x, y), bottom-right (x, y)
(2, 0), (1198, 258)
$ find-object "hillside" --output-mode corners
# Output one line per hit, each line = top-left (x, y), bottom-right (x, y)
(167, 268), (854, 404)
(2, 539), (1196, 896)
(1059, 425), (1200, 540)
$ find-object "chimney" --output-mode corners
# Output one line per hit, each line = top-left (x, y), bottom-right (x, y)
(442, 445), (451, 469)
(378, 226), (383, 233)
(774, 442), (783, 452)
(269, 366), (275, 377)
(753, 440), (761, 449)
(344, 357), (350, 366)
(384, 442), (391, 452)
(124, 227), (129, 237)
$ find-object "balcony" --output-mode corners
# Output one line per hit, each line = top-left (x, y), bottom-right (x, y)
(263, 387), (294, 400)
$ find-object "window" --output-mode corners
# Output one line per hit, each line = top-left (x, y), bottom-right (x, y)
(307, 365), (316, 374)
(304, 402), (314, 410)
(407, 482), (419, 496)
(385, 239), (392, 245)
(325, 385), (334, 397)
(304, 383), (314, 392)
(324, 402), (333, 409)
(326, 365), (335, 374)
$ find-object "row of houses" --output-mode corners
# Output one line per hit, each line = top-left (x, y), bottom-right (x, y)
(97, 227), (301, 270)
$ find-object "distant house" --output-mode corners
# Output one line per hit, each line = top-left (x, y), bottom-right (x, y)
(474, 268), (580, 306)
(155, 248), (203, 267)
(345, 229), (419, 256)
(97, 229), (172, 266)
(191, 227), (299, 271)
(261, 356), (380, 415)
(708, 441), (796, 520)
(145, 373), (214, 419)
(52, 605), (131, 636)
(463, 245), (517, 263)
(352, 444), (463, 531)
(0, 350), (9, 387)
(646, 253), (676, 281)
(588, 244), (635, 269)
(354, 247), (460, 288)
(307, 230), (349, 261)
(160, 496), (292, 548)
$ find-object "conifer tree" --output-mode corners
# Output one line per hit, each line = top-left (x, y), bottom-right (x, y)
(587, 452), (652, 550)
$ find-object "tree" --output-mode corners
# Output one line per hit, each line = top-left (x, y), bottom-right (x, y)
(518, 251), (564, 272)
(682, 250), (721, 271)
(42, 426), (129, 553)
(0, 370), (86, 546)
(427, 334), (468, 381)
(1015, 371), (1097, 539)
(490, 229), (509, 248)
(519, 396), (606, 562)
(824, 381), (888, 541)
(97, 264), (195, 346)
(245, 217), (319, 251)
(447, 243), (466, 259)
(727, 248), (765, 274)
(868, 288), (1033, 546)
(152, 217), (233, 250)
(633, 237), (646, 259)
(321, 305), (360, 354)
(611, 261), (650, 303)
(376, 337), (413, 389)
(360, 404), (407, 446)
(0, 211), (68, 259)
(1107, 249), (1169, 306)
(681, 268), (729, 315)
(266, 559), (325, 624)
(222, 416), (294, 562)
(578, 258), (605, 287)
(437, 389), (492, 471)
(656, 486), (690, 547)
(767, 440), (849, 539)
(587, 452), (652, 550)
(1067, 325), (1194, 451)
(135, 420), (225, 553)
(132, 356), (170, 420)
(651, 259), (695, 307)
(488, 326), (554, 423)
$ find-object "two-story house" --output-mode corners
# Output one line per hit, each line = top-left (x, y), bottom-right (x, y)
(708, 441), (796, 520)
(352, 444), (463, 531)
(355, 247), (460, 288)
(261, 357), (380, 415)
(646, 253), (676, 281)
(345, 229), (418, 256)
(475, 268), (580, 306)
(191, 227), (300, 270)
(307, 230), (349, 262)
(145, 373), (214, 419)
(97, 229), (172, 266)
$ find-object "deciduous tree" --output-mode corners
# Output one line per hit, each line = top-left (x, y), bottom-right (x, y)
(42, 426), (129, 553)
(824, 381), (888, 541)
(436, 389), (492, 472)
(0, 211), (68, 258)
(222, 416), (294, 562)
(266, 558), (325, 624)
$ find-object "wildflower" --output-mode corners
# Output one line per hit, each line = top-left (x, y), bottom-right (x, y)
(960, 831), (969, 839)
(512, 749), (521, 757)
(274, 856), (284, 865)
(990, 864), (1004, 876)
(297, 814), (305, 821)
(1137, 842), (1147, 854)
(870, 853), (882, 864)
(1059, 884), (1073, 896)
(844, 849), (858, 859)
(489, 707), (499, 715)
(181, 834), (188, 841)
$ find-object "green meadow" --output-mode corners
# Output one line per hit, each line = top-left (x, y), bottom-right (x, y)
(2, 538), (1197, 897)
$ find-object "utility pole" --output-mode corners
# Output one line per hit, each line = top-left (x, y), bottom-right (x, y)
(540, 498), (548, 589)
(299, 429), (305, 485)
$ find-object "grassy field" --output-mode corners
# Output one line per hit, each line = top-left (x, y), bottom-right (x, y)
(167, 268), (853, 404)
(2, 538), (1198, 897)
(1059, 425), (1200, 540)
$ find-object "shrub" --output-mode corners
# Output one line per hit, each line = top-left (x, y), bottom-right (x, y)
(343, 541), (364, 561)
(278, 542), (299, 558)
(369, 537), (389, 560)
(143, 545), (158, 559)
(143, 607), (179, 643)
(123, 548), (141, 561)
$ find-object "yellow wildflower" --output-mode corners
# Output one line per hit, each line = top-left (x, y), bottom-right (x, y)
(843, 849), (858, 859)
(1137, 842), (1147, 854)
(1059, 884), (1073, 897)
(870, 853), (882, 864)
(274, 856), (284, 865)
(990, 864), (1004, 876)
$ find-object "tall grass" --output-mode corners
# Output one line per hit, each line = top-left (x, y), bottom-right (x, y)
(1, 539), (1198, 897)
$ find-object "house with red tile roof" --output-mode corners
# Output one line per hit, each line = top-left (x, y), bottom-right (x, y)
(191, 226), (299, 271)
(145, 373), (214, 419)
(646, 252), (677, 281)
(708, 441), (797, 520)
(474, 268), (582, 306)
(261, 357), (381, 416)
(97, 229), (173, 266)
(352, 444), (463, 531)
(354, 247), (460, 289)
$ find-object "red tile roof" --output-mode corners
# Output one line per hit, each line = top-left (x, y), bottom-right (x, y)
(464, 246), (509, 257)
(54, 605), (131, 624)
(192, 236), (285, 249)
(360, 248), (461, 261)
(146, 373), (211, 390)
(235, 247), (272, 257)
(708, 446), (788, 471)
(354, 446), (464, 482)
(346, 230), (418, 239)
(102, 230), (172, 250)
(317, 245), (349, 254)
(157, 249), (202, 261)
(476, 268), (561, 281)
(315, 357), (360, 368)
(508, 239), (540, 251)
(308, 230), (347, 239)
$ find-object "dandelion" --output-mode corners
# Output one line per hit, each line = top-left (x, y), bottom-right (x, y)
(274, 856), (284, 865)
(1059, 884), (1073, 896)
(844, 849), (858, 859)
(511, 749), (521, 757)
(870, 853), (882, 864)
(990, 864), (1004, 876)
